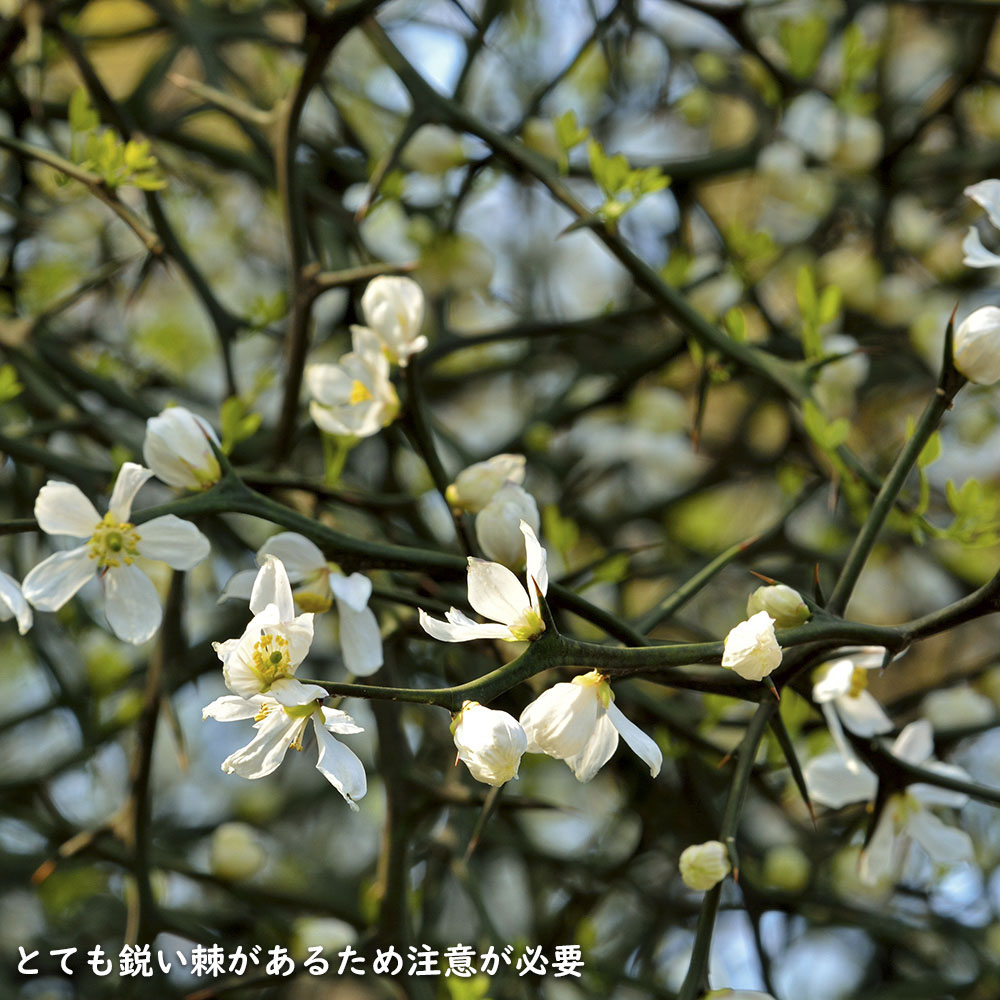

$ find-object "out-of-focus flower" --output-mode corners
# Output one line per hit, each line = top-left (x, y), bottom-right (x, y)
(519, 670), (662, 782)
(746, 584), (810, 628)
(0, 570), (32, 634)
(214, 556), (326, 707)
(143, 405), (221, 490)
(762, 845), (811, 892)
(962, 179), (1000, 268)
(306, 326), (400, 437)
(812, 647), (893, 772)
(402, 125), (467, 175)
(22, 463), (210, 644)
(679, 840), (731, 891)
(452, 701), (527, 787)
(445, 453), (526, 513)
(202, 692), (367, 810)
(721, 611), (782, 682)
(953, 306), (1000, 385)
(360, 275), (427, 366)
(475, 483), (540, 568)
(804, 720), (974, 885)
(922, 685), (995, 731)
(419, 521), (548, 643)
(210, 822), (266, 881)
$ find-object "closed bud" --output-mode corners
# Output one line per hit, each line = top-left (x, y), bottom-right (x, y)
(446, 454), (526, 513)
(679, 840), (731, 891)
(954, 306), (1000, 384)
(746, 584), (810, 628)
(475, 483), (540, 567)
(452, 701), (527, 787)
(143, 406), (221, 490)
(722, 611), (782, 681)
(361, 276), (427, 367)
(210, 822), (265, 881)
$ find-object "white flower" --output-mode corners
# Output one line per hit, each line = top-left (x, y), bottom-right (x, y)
(804, 720), (974, 886)
(0, 570), (32, 634)
(210, 822), (266, 881)
(143, 405), (221, 490)
(202, 692), (367, 810)
(679, 840), (731, 891)
(721, 611), (782, 682)
(475, 483), (540, 568)
(452, 701), (527, 787)
(519, 670), (662, 782)
(419, 521), (548, 643)
(812, 647), (893, 772)
(962, 179), (1000, 268)
(306, 326), (400, 437)
(953, 306), (1000, 385)
(361, 275), (427, 366)
(22, 463), (210, 644)
(746, 584), (809, 628)
(922, 686), (995, 731)
(445, 454), (526, 513)
(214, 556), (327, 706)
(220, 533), (383, 677)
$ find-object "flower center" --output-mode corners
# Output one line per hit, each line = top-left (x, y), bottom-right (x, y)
(572, 669), (612, 708)
(89, 513), (141, 568)
(251, 632), (292, 686)
(349, 380), (373, 405)
(848, 666), (869, 699)
(508, 608), (544, 642)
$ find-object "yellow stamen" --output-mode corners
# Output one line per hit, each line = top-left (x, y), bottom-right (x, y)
(349, 380), (373, 405)
(88, 512), (141, 569)
(251, 632), (292, 687)
(848, 666), (869, 699)
(508, 609), (544, 642)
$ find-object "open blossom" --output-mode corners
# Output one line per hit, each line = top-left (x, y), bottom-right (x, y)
(962, 179), (1000, 268)
(953, 306), (1000, 385)
(306, 326), (400, 437)
(721, 611), (782, 681)
(746, 584), (809, 628)
(519, 670), (662, 782)
(419, 521), (548, 643)
(202, 693), (367, 810)
(361, 275), (427, 366)
(214, 556), (327, 707)
(679, 840), (731, 891)
(475, 483), (540, 568)
(812, 647), (892, 772)
(445, 454), (526, 513)
(143, 405), (221, 490)
(0, 570), (32, 634)
(804, 720), (973, 885)
(452, 701), (527, 787)
(22, 463), (210, 644)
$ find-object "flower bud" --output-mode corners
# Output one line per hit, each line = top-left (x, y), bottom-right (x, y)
(954, 306), (1000, 384)
(475, 483), (540, 568)
(679, 840), (731, 891)
(445, 454), (526, 513)
(402, 125), (467, 174)
(361, 275), (427, 367)
(722, 611), (782, 682)
(452, 701), (528, 787)
(746, 584), (810, 628)
(143, 406), (221, 490)
(762, 844), (811, 892)
(210, 822), (265, 881)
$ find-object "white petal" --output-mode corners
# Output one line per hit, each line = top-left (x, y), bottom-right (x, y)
(466, 557), (530, 625)
(906, 809), (974, 864)
(859, 802), (900, 885)
(566, 710), (619, 782)
(822, 701), (863, 774)
(965, 179), (1000, 229)
(891, 719), (934, 766)
(268, 677), (329, 706)
(0, 571), (33, 634)
(961, 227), (1000, 268)
(418, 607), (512, 642)
(258, 533), (326, 583)
(337, 602), (383, 676)
(312, 718), (367, 810)
(34, 482), (99, 537)
(910, 762), (971, 809)
(251, 556), (295, 619)
(812, 659), (854, 703)
(222, 708), (300, 779)
(202, 695), (260, 721)
(104, 564), (162, 644)
(218, 569), (257, 604)
(607, 701), (661, 777)
(521, 520), (548, 600)
(520, 682), (600, 758)
(108, 463), (153, 522)
(804, 751), (877, 809)
(22, 546), (95, 611)
(837, 691), (893, 737)
(328, 572), (372, 613)
(320, 706), (366, 735)
(135, 515), (210, 569)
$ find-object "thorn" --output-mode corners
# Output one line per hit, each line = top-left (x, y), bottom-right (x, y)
(949, 301), (959, 326)
(749, 570), (777, 584)
(717, 752), (733, 769)
(767, 678), (781, 702)
(739, 534), (762, 552)
(31, 859), (56, 885)
(733, 865), (740, 884)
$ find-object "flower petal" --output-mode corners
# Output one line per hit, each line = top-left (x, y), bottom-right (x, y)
(312, 717), (367, 810)
(804, 751), (877, 809)
(34, 482), (99, 537)
(907, 808), (974, 864)
(222, 707), (300, 779)
(859, 801), (900, 885)
(135, 515), (210, 570)
(521, 520), (548, 601)
(202, 695), (260, 721)
(218, 569), (257, 604)
(258, 532), (326, 583)
(962, 227), (1000, 268)
(607, 701), (661, 777)
(812, 659), (854, 703)
(328, 572), (372, 613)
(104, 564), (162, 643)
(338, 603), (383, 676)
(0, 570), (33, 634)
(891, 719), (934, 766)
(910, 762), (971, 809)
(320, 706), (365, 735)
(268, 677), (329, 706)
(251, 556), (295, 619)
(520, 682), (600, 759)
(108, 463), (153, 522)
(965, 179), (1000, 229)
(837, 690), (893, 737)
(565, 710), (619, 782)
(466, 557), (530, 625)
(418, 608), (512, 642)
(22, 546), (95, 611)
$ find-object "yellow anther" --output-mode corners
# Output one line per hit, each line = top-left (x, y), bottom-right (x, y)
(251, 632), (292, 686)
(848, 666), (869, 699)
(349, 380), (373, 405)
(295, 590), (333, 614)
(88, 512), (141, 568)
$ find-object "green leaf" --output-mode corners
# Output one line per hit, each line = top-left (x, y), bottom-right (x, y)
(0, 364), (23, 404)
(542, 504), (580, 561)
(724, 306), (747, 342)
(219, 396), (262, 454)
(68, 86), (99, 136)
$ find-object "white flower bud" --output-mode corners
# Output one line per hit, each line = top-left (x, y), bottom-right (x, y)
(722, 611), (782, 681)
(290, 917), (357, 960)
(361, 275), (427, 367)
(746, 584), (810, 628)
(446, 454), (526, 513)
(210, 822), (266, 881)
(954, 306), (1000, 384)
(143, 406), (221, 490)
(475, 483), (540, 567)
(679, 840), (731, 891)
(452, 701), (527, 787)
